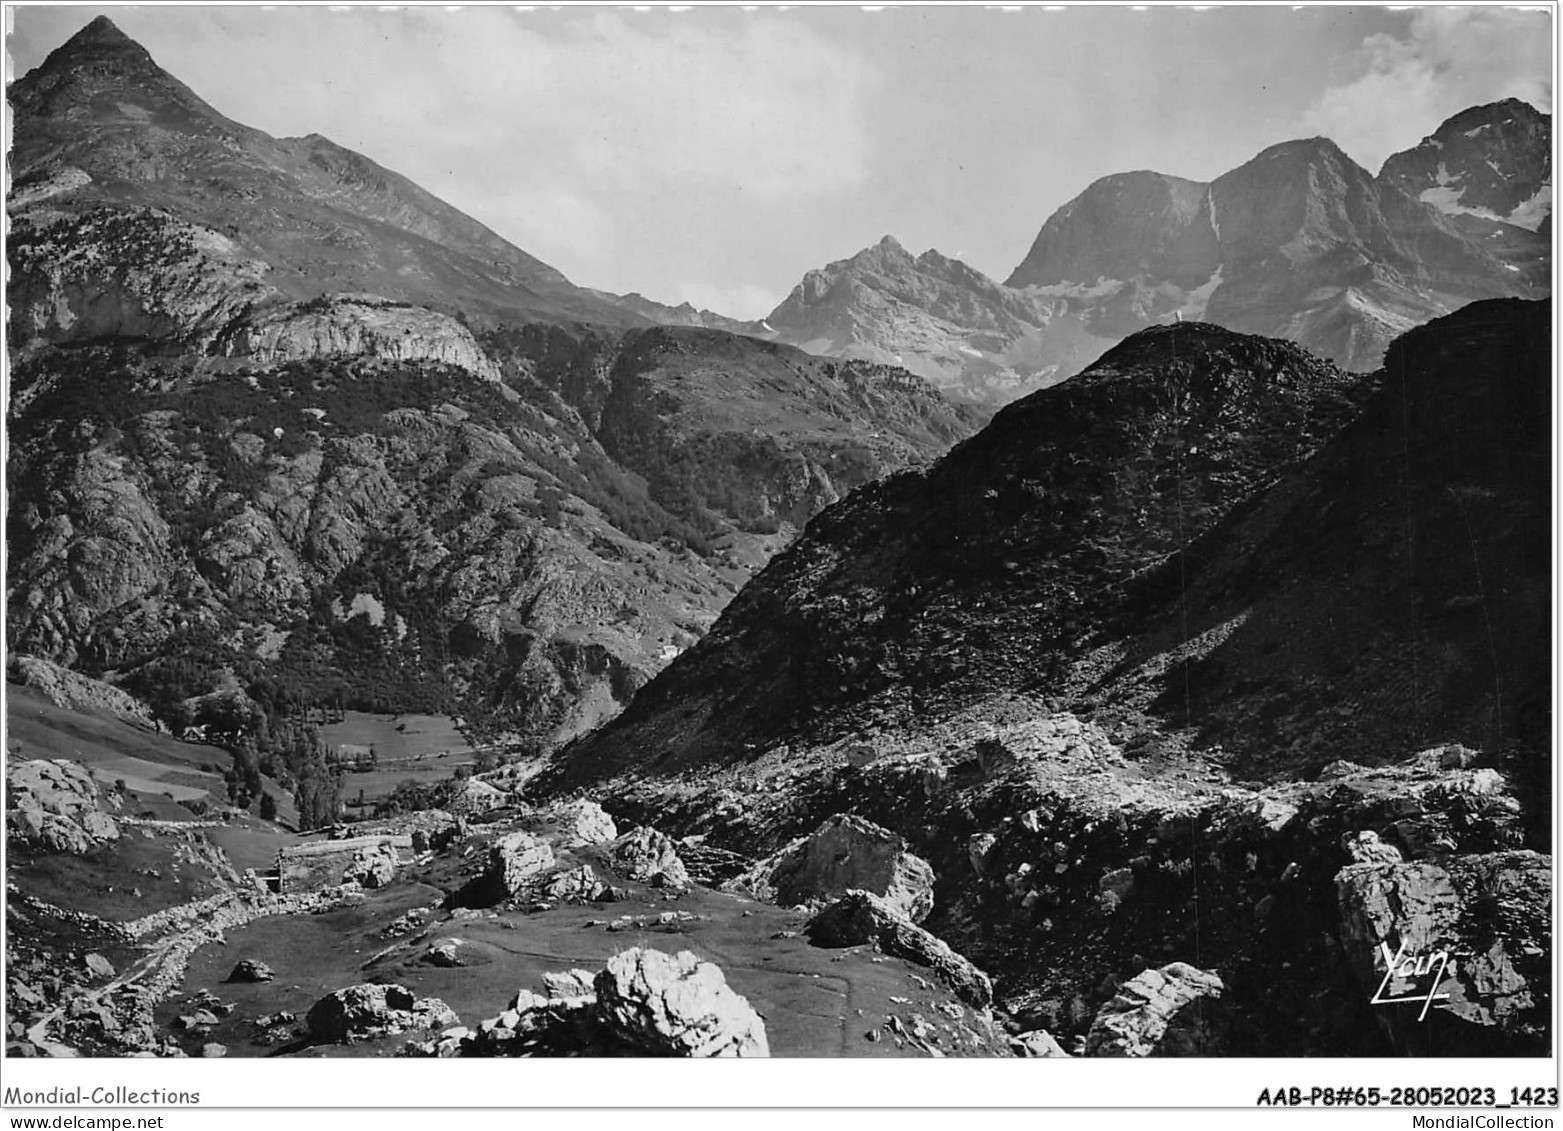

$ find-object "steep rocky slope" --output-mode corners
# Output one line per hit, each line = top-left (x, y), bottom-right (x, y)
(8, 17), (629, 332)
(548, 300), (1551, 1055)
(6, 18), (977, 750)
(6, 329), (971, 750)
(558, 320), (1365, 778)
(564, 299), (1548, 784)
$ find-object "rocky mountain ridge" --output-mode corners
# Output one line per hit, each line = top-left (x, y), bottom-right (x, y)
(768, 118), (1547, 405)
(1380, 99), (1552, 234)
(8, 17), (627, 331)
(6, 17), (977, 749)
(7, 326), (971, 750)
(547, 298), (1551, 1056)
(563, 299), (1548, 782)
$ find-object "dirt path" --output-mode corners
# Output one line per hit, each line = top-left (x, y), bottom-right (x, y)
(25, 886), (357, 1056)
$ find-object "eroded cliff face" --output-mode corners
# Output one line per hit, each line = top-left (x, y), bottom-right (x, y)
(8, 206), (276, 349)
(9, 207), (504, 383)
(225, 297), (501, 380)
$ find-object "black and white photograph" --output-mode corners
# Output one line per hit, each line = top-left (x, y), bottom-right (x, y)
(0, 0), (1555, 1120)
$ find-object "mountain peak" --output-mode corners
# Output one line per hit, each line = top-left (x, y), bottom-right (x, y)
(1379, 98), (1553, 236)
(43, 14), (156, 70)
(1443, 98), (1548, 128)
(1247, 136), (1357, 169)
(76, 15), (135, 44)
(837, 234), (915, 271)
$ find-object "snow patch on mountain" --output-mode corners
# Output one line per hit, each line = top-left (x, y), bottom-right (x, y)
(1508, 183), (1553, 231)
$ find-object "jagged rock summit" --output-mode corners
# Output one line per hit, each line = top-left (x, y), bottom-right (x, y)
(767, 234), (1086, 405)
(1381, 98), (1552, 232)
(771, 114), (1545, 404)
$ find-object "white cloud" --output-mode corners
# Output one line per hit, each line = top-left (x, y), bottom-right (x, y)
(1300, 8), (1553, 172)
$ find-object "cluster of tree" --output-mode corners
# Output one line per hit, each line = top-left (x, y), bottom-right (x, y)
(225, 717), (343, 830)
(372, 777), (455, 817)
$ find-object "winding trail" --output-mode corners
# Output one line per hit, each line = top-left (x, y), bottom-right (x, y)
(24, 886), (359, 1057)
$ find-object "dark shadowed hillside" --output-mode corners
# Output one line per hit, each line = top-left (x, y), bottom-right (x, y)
(545, 299), (1550, 1058)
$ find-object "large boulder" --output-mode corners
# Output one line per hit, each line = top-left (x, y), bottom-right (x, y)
(306, 983), (457, 1043)
(593, 948), (770, 1057)
(451, 830), (557, 908)
(226, 959), (274, 984)
(609, 826), (690, 890)
(489, 831), (557, 897)
(421, 948), (768, 1058)
(541, 865), (608, 904)
(1335, 850), (1549, 1054)
(1012, 1029), (1071, 1057)
(1084, 963), (1226, 1057)
(738, 814), (935, 922)
(805, 890), (992, 1008)
(547, 799), (618, 846)
(6, 759), (119, 854)
(345, 842), (399, 889)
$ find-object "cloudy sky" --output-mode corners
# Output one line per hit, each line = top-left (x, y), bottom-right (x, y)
(7, 5), (1553, 318)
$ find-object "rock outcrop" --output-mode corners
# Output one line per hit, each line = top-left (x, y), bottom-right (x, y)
(1335, 850), (1550, 1054)
(545, 799), (618, 847)
(6, 759), (120, 855)
(540, 865), (609, 904)
(1084, 963), (1226, 1057)
(344, 842), (399, 889)
(593, 948), (770, 1057)
(738, 814), (935, 922)
(487, 832), (556, 900)
(416, 948), (768, 1058)
(226, 960), (274, 984)
(306, 983), (457, 1044)
(805, 890), (992, 1008)
(609, 826), (690, 891)
(7, 655), (161, 730)
(224, 297), (502, 382)
(1380, 99), (1551, 232)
